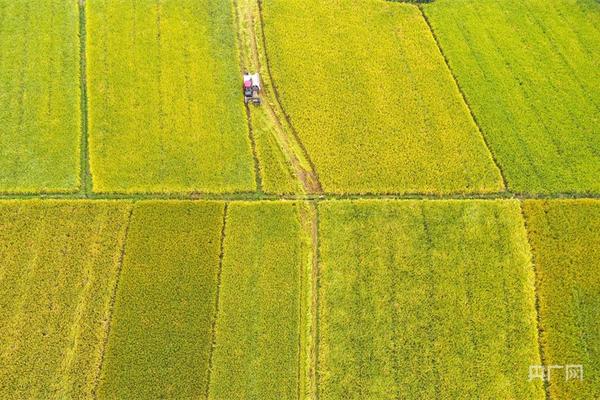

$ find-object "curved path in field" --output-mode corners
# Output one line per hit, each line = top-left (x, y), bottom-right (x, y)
(233, 1), (321, 398)
(234, 0), (322, 195)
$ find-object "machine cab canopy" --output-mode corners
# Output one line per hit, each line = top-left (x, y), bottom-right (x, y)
(244, 72), (261, 89)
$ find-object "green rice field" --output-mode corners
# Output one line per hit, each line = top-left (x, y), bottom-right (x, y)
(318, 200), (543, 399)
(86, 0), (256, 193)
(0, 1), (81, 193)
(423, 0), (600, 194)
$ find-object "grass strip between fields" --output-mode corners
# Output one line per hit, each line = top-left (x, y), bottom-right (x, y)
(523, 199), (600, 399)
(78, 0), (92, 196)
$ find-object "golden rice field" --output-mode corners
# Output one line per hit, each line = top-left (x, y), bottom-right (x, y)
(86, 0), (256, 193)
(262, 0), (504, 194)
(0, 0), (598, 398)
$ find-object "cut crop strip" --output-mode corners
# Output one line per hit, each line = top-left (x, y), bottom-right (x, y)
(256, 0), (322, 193)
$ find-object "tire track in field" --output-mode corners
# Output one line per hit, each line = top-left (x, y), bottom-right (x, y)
(232, 0), (263, 193)
(237, 0), (322, 195)
(91, 205), (135, 399)
(233, 3), (322, 396)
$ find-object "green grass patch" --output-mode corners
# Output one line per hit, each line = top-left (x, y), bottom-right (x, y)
(262, 0), (503, 194)
(0, 200), (131, 398)
(96, 201), (224, 399)
(318, 200), (543, 399)
(0, 1), (81, 192)
(208, 202), (307, 399)
(86, 0), (256, 193)
(423, 0), (600, 193)
(523, 199), (600, 398)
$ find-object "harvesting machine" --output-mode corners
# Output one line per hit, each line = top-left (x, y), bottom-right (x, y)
(243, 72), (261, 105)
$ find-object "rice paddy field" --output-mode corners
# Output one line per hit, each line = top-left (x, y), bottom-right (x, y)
(86, 0), (256, 193)
(262, 0), (504, 194)
(0, 0), (598, 398)
(0, 1), (81, 193)
(423, 0), (600, 194)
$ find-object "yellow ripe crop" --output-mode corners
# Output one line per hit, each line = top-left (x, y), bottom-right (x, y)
(0, 200), (131, 398)
(0, 1), (80, 193)
(209, 202), (306, 399)
(318, 199), (544, 398)
(523, 199), (600, 399)
(262, 0), (503, 194)
(97, 201), (224, 399)
(86, 0), (256, 193)
(424, 0), (600, 194)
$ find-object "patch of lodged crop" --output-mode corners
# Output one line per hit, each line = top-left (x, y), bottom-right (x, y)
(423, 0), (600, 194)
(0, 1), (81, 192)
(86, 0), (256, 193)
(96, 201), (224, 399)
(318, 200), (544, 399)
(209, 202), (306, 399)
(0, 201), (131, 398)
(523, 199), (600, 399)
(262, 0), (503, 194)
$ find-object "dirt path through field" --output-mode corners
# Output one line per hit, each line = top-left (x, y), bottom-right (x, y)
(234, 0), (322, 195)
(233, 1), (321, 398)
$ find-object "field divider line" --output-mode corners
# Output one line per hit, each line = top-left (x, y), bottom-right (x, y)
(518, 200), (551, 400)
(310, 201), (320, 400)
(1, 191), (600, 202)
(91, 204), (135, 399)
(78, 0), (92, 196)
(417, 5), (510, 193)
(205, 203), (229, 399)
(255, 0), (323, 194)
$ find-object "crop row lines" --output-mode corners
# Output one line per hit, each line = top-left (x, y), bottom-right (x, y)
(91, 206), (134, 399)
(519, 202), (551, 400)
(0, 191), (598, 202)
(417, 4), (509, 191)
